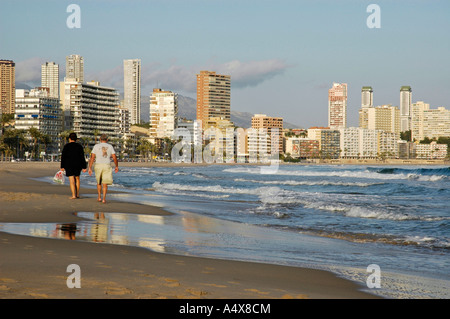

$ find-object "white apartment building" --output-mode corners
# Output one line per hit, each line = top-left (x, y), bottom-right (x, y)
(41, 62), (59, 98)
(60, 79), (120, 142)
(15, 88), (62, 152)
(411, 102), (450, 141)
(415, 141), (447, 159)
(340, 127), (398, 159)
(422, 107), (450, 141)
(149, 88), (178, 139)
(66, 54), (84, 82)
(400, 86), (412, 132)
(361, 86), (373, 108)
(124, 59), (141, 125)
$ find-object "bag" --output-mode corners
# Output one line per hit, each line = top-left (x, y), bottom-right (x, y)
(53, 170), (66, 184)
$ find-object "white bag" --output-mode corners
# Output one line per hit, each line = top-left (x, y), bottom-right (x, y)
(53, 170), (66, 184)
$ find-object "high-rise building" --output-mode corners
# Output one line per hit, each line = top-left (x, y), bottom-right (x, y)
(196, 71), (231, 125)
(411, 101), (429, 142)
(60, 79), (120, 141)
(65, 54), (84, 82)
(251, 114), (283, 155)
(400, 86), (412, 132)
(361, 86), (373, 108)
(328, 82), (347, 129)
(41, 62), (59, 98)
(0, 60), (15, 114)
(149, 88), (178, 139)
(367, 105), (400, 134)
(15, 88), (62, 153)
(123, 59), (141, 125)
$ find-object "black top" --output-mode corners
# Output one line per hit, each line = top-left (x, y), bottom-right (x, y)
(61, 142), (87, 176)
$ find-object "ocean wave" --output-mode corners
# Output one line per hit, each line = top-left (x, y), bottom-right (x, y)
(291, 227), (450, 250)
(234, 178), (382, 187)
(224, 166), (449, 181)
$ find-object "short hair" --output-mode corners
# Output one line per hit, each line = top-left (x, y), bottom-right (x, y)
(69, 132), (77, 141)
(100, 134), (108, 141)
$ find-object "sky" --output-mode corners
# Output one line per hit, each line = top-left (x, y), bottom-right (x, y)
(1, 0), (449, 128)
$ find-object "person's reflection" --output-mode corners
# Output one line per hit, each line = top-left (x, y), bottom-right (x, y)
(58, 223), (77, 240)
(91, 212), (108, 242)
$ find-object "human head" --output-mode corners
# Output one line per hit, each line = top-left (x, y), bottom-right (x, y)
(100, 134), (108, 142)
(69, 132), (77, 141)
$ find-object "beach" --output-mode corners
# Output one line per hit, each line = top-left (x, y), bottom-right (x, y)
(0, 161), (379, 299)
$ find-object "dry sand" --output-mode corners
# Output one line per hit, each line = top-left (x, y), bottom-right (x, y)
(0, 161), (379, 299)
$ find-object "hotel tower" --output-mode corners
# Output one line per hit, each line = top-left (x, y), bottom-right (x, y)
(196, 71), (231, 126)
(328, 82), (348, 129)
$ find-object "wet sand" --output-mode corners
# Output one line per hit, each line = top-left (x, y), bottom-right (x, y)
(0, 162), (378, 299)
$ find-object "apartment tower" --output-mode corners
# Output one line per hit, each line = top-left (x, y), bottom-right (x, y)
(65, 54), (84, 82)
(149, 88), (178, 139)
(400, 86), (412, 132)
(328, 82), (348, 129)
(196, 71), (231, 126)
(41, 62), (60, 98)
(0, 60), (15, 114)
(123, 59), (141, 125)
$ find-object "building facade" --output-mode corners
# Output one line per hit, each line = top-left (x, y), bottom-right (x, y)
(196, 71), (231, 125)
(15, 88), (63, 153)
(60, 79), (120, 142)
(400, 86), (412, 132)
(0, 60), (15, 114)
(415, 141), (447, 159)
(328, 82), (348, 129)
(65, 54), (84, 82)
(361, 86), (373, 108)
(123, 59), (141, 125)
(149, 88), (178, 139)
(367, 105), (400, 134)
(41, 62), (59, 98)
(251, 114), (283, 155)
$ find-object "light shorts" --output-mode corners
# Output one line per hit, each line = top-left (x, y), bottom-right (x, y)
(94, 163), (113, 185)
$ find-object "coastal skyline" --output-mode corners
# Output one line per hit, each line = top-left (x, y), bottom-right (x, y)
(1, 0), (449, 128)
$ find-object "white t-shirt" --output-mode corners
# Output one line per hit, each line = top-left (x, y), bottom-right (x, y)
(92, 143), (116, 164)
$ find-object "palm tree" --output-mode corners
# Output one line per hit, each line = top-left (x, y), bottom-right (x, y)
(28, 127), (42, 160)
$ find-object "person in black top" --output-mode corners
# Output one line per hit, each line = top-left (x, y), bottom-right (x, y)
(61, 132), (87, 199)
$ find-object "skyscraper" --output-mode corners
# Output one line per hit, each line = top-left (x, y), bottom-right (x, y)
(196, 71), (231, 125)
(41, 62), (59, 98)
(361, 86), (373, 108)
(65, 54), (84, 82)
(328, 82), (347, 129)
(123, 59), (141, 125)
(0, 60), (15, 114)
(400, 86), (412, 132)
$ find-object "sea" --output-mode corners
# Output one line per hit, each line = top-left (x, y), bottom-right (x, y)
(1, 163), (449, 298)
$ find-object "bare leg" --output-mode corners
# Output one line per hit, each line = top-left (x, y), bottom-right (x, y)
(69, 176), (77, 199)
(102, 184), (108, 203)
(75, 176), (81, 198)
(97, 184), (102, 202)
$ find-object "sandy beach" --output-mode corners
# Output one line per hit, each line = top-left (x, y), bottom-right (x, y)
(0, 161), (379, 299)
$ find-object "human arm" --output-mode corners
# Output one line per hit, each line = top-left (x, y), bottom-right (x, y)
(112, 154), (119, 173)
(88, 153), (96, 176)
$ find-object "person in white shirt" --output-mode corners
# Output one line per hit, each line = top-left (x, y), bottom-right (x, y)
(88, 134), (119, 203)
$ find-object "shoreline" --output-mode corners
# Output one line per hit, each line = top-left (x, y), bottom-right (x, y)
(0, 162), (381, 299)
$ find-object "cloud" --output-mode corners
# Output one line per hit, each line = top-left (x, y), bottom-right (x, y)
(89, 58), (292, 94)
(214, 59), (291, 89)
(15, 57), (46, 83)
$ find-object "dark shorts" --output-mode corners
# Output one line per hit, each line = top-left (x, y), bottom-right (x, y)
(65, 168), (82, 177)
